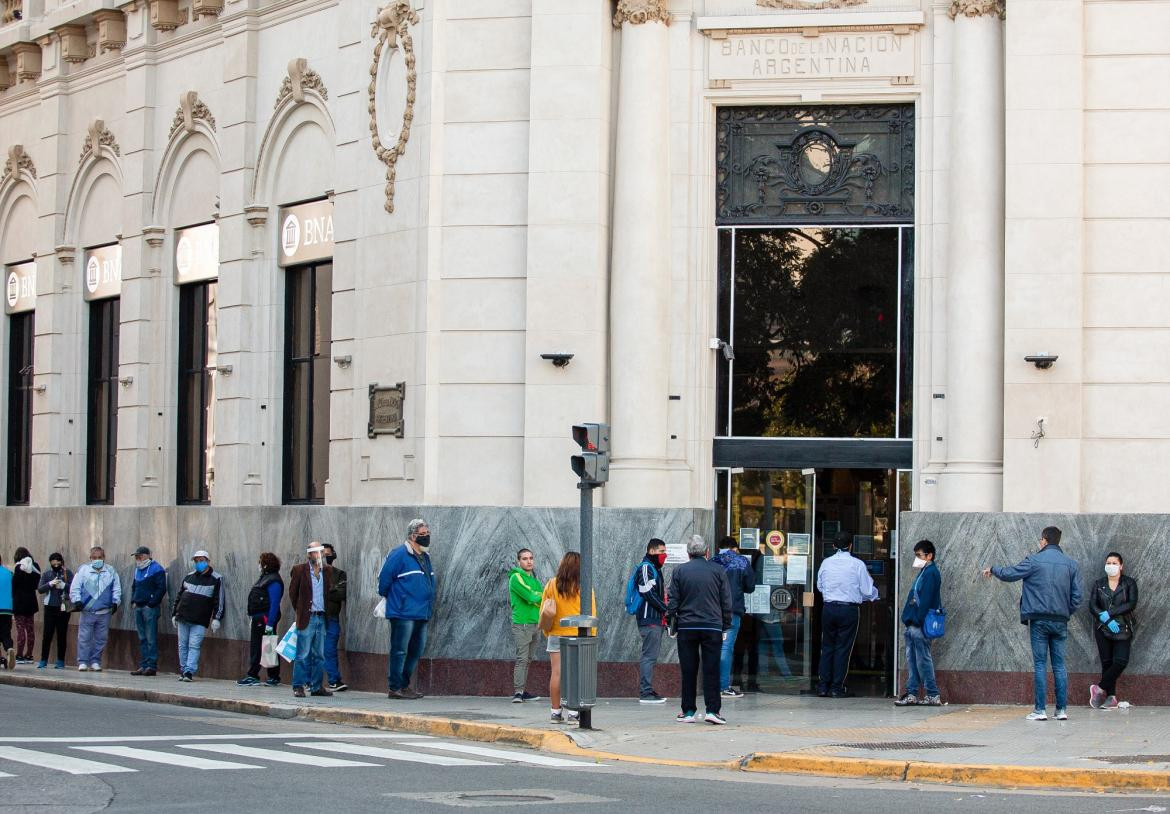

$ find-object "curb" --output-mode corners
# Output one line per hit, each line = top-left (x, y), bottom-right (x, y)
(3, 672), (1168, 792)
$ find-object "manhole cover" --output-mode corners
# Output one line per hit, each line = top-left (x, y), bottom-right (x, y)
(388, 789), (617, 808)
(459, 794), (555, 803)
(1090, 754), (1170, 765)
(831, 741), (983, 750)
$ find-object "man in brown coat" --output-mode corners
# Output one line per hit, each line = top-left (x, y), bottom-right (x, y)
(288, 542), (334, 698)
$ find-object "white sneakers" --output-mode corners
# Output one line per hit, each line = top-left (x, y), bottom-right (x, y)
(1026, 709), (1068, 721)
(90, 663), (102, 672)
(677, 711), (726, 725)
(78, 664), (88, 672)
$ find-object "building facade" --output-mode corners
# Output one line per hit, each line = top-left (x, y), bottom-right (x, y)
(0, 0), (1167, 700)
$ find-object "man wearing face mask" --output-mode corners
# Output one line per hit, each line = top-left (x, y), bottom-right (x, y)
(378, 518), (435, 700)
(172, 551), (225, 681)
(129, 546), (167, 677)
(633, 538), (670, 704)
(69, 546), (122, 672)
(321, 543), (348, 692)
(895, 539), (943, 706)
(289, 542), (335, 698)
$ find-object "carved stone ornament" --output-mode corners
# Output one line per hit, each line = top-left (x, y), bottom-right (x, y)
(369, 1), (419, 214)
(613, 0), (670, 26)
(757, 0), (866, 9)
(169, 91), (217, 138)
(276, 57), (329, 108)
(948, 0), (1005, 18)
(79, 119), (120, 164)
(2, 144), (36, 181)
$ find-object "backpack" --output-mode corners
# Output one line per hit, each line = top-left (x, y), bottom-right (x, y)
(624, 562), (657, 615)
(246, 575), (275, 617)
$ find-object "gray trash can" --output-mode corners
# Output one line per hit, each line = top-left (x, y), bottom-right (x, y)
(559, 636), (598, 710)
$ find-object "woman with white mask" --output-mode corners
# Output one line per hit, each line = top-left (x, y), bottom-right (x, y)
(1088, 552), (1137, 709)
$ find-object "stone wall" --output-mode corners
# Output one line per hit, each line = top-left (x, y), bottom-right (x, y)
(899, 513), (1170, 704)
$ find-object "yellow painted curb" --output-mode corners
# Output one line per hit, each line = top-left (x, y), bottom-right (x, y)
(905, 761), (1170, 792)
(743, 752), (909, 781)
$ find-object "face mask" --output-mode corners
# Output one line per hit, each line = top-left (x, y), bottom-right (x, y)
(325, 554), (336, 565)
(656, 553), (668, 567)
(1104, 564), (1121, 577)
(912, 556), (928, 569)
(415, 534), (430, 550)
(136, 559), (151, 570)
(194, 561), (209, 573)
(91, 559), (104, 570)
(51, 562), (63, 570)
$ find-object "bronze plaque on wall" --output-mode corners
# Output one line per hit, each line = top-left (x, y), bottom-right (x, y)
(368, 382), (405, 439)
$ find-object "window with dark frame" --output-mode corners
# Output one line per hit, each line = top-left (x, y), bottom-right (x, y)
(283, 262), (331, 504)
(7, 311), (34, 505)
(177, 281), (217, 504)
(86, 297), (120, 504)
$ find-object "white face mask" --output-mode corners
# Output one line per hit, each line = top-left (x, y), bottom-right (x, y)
(1104, 564), (1121, 577)
(912, 556), (928, 569)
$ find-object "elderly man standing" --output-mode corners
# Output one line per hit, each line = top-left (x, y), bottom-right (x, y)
(289, 542), (334, 699)
(69, 546), (121, 672)
(378, 518), (435, 700)
(666, 535), (732, 725)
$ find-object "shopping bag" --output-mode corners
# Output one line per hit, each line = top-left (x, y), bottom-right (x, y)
(923, 607), (947, 640)
(260, 634), (280, 668)
(275, 627), (298, 662)
(372, 597), (386, 619)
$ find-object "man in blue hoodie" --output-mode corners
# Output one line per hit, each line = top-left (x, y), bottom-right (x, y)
(378, 518), (435, 700)
(984, 526), (1083, 721)
(712, 536), (756, 698)
(895, 539), (942, 707)
(130, 546), (167, 676)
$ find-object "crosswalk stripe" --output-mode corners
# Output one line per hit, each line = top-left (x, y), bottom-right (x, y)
(0, 746), (137, 775)
(290, 741), (499, 767)
(399, 741), (603, 767)
(0, 733), (434, 744)
(0, 772), (14, 778)
(179, 744), (379, 767)
(72, 746), (260, 771)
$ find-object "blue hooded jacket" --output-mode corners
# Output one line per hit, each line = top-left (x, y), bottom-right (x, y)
(0, 564), (12, 614)
(378, 543), (435, 621)
(131, 560), (168, 608)
(712, 548), (756, 615)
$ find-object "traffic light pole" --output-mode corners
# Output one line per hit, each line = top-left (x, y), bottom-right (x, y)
(577, 480), (594, 730)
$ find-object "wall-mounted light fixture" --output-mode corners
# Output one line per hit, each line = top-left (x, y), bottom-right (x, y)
(709, 337), (735, 361)
(540, 353), (574, 368)
(333, 355), (352, 368)
(119, 376), (134, 388)
(1024, 353), (1058, 370)
(33, 384), (46, 394)
(214, 364), (233, 375)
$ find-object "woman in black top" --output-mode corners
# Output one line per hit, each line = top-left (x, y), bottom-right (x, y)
(1088, 551), (1137, 709)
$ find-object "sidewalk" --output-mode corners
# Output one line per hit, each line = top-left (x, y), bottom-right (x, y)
(3, 668), (1169, 792)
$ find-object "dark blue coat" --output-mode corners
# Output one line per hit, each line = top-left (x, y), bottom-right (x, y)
(378, 544), (435, 621)
(131, 561), (168, 608)
(901, 563), (941, 628)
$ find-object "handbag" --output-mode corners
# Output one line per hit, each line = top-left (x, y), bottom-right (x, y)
(538, 598), (558, 634)
(373, 597), (386, 619)
(912, 570), (946, 640)
(275, 627), (298, 662)
(260, 634), (280, 668)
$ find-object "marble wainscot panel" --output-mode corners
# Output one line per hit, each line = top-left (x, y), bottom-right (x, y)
(900, 513), (1170, 704)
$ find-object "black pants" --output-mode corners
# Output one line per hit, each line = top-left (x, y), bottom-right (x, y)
(0, 614), (11, 651)
(732, 614), (760, 685)
(817, 603), (860, 694)
(41, 606), (70, 663)
(247, 618), (281, 680)
(678, 629), (722, 715)
(1094, 628), (1131, 697)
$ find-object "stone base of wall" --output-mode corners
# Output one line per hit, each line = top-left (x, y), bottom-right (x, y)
(912, 669), (1170, 707)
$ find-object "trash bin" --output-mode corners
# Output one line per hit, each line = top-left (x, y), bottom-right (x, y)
(559, 636), (598, 711)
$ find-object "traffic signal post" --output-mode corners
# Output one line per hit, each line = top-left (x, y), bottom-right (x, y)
(562, 423), (608, 730)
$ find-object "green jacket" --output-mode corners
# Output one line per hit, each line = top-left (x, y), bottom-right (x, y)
(508, 567), (543, 625)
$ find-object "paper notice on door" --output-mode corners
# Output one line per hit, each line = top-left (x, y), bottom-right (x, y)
(787, 533), (811, 555)
(665, 543), (689, 565)
(786, 555), (808, 585)
(745, 588), (772, 615)
(762, 557), (786, 586)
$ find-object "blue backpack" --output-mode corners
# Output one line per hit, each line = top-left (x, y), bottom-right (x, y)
(624, 562), (657, 615)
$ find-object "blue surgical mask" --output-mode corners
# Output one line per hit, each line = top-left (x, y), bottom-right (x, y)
(91, 559), (104, 570)
(194, 561), (209, 573)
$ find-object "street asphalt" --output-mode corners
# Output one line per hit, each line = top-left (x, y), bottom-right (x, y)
(1, 685), (1167, 813)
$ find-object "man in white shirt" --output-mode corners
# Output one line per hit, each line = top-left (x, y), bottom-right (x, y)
(815, 533), (879, 697)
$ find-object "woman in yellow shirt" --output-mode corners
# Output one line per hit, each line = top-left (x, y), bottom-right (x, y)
(542, 552), (596, 723)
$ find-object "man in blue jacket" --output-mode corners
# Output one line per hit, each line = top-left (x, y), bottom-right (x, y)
(130, 546), (167, 676)
(895, 539), (942, 707)
(378, 518), (435, 700)
(984, 526), (1083, 721)
(712, 536), (756, 698)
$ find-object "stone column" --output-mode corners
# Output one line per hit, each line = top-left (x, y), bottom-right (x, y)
(940, 0), (1005, 511)
(607, 0), (672, 507)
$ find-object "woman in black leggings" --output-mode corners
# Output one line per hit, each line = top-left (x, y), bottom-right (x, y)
(1088, 551), (1137, 709)
(36, 553), (73, 669)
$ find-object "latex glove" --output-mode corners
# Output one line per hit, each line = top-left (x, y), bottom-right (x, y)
(210, 620), (221, 633)
(1107, 619), (1121, 634)
(264, 626), (274, 635)
(722, 631), (729, 641)
(1097, 611), (1111, 623)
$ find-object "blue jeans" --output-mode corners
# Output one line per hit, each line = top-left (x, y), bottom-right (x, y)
(387, 618), (428, 691)
(1029, 619), (1068, 711)
(324, 616), (342, 684)
(719, 613), (742, 690)
(903, 624), (938, 696)
(134, 606), (160, 670)
(760, 618), (793, 677)
(176, 621), (207, 675)
(293, 614), (327, 691)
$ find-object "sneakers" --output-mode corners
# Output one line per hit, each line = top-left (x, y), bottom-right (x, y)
(328, 681), (348, 692)
(512, 693), (525, 703)
(78, 663), (88, 672)
(142, 669), (157, 676)
(704, 712), (727, 725)
(1089, 684), (1105, 709)
(1102, 696), (1119, 710)
(520, 692), (539, 701)
(639, 693), (667, 704)
(676, 711), (696, 723)
(264, 677), (280, 687)
(36, 660), (47, 669)
(90, 663), (102, 672)
(550, 709), (578, 723)
(131, 668), (146, 676)
(237, 676), (260, 686)
(721, 688), (744, 698)
(401, 687), (424, 700)
(894, 693), (919, 706)
(180, 672), (193, 682)
(5, 648), (15, 670)
(922, 695), (943, 706)
(1054, 708), (1069, 720)
(294, 686), (307, 698)
(54, 661), (66, 669)
(1025, 710), (1048, 721)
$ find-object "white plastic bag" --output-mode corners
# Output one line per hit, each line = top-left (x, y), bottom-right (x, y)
(260, 634), (280, 668)
(275, 627), (298, 663)
(373, 597), (386, 619)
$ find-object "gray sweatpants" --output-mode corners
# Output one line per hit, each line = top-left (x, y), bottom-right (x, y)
(638, 624), (664, 697)
(512, 623), (540, 694)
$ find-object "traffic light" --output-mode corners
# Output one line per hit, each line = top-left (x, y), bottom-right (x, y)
(571, 422), (610, 484)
